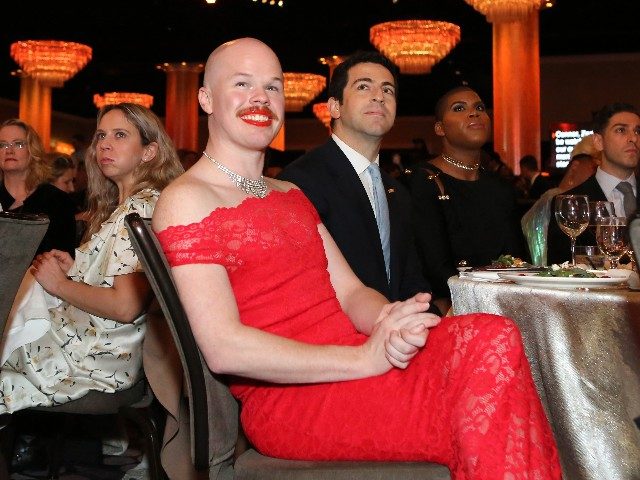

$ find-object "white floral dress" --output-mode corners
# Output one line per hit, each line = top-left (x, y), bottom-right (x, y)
(0, 189), (158, 413)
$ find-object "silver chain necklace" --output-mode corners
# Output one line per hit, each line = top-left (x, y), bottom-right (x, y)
(202, 151), (268, 199)
(442, 153), (480, 171)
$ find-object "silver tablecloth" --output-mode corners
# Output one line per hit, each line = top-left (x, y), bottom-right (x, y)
(449, 276), (640, 480)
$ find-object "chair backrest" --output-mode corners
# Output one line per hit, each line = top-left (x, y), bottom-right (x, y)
(0, 212), (49, 331)
(630, 215), (640, 265)
(124, 213), (239, 473)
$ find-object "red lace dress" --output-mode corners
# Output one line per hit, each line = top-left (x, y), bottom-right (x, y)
(157, 189), (561, 479)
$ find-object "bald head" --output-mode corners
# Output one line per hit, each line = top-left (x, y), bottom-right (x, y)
(203, 37), (281, 88)
(198, 37), (285, 151)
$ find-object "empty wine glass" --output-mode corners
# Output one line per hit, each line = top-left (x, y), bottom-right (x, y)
(596, 217), (628, 269)
(555, 195), (590, 265)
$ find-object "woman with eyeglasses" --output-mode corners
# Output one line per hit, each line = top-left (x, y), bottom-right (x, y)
(0, 119), (76, 256)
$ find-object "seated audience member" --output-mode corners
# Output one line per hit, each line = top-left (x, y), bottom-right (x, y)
(547, 103), (640, 265)
(409, 86), (527, 301)
(519, 154), (554, 200)
(0, 119), (76, 256)
(47, 153), (76, 194)
(153, 38), (561, 479)
(0, 103), (183, 413)
(522, 151), (598, 265)
(279, 52), (432, 307)
(481, 148), (515, 182)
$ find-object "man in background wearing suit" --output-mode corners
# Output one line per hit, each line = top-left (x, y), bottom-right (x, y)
(547, 102), (640, 265)
(280, 52), (439, 312)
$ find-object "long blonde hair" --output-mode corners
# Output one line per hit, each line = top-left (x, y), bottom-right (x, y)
(0, 119), (51, 191)
(83, 103), (183, 241)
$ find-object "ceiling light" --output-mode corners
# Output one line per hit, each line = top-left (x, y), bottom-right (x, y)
(93, 92), (154, 109)
(10, 40), (92, 87)
(283, 73), (326, 112)
(464, 0), (544, 22)
(370, 20), (460, 74)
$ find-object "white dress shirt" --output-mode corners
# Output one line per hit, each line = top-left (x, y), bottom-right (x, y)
(332, 133), (381, 220)
(595, 167), (637, 217)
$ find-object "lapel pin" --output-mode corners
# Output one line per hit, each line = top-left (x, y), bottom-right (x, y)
(387, 188), (395, 194)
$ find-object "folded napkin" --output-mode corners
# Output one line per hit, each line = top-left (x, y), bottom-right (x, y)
(0, 271), (59, 364)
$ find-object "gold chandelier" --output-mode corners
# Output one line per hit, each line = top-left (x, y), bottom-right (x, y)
(93, 92), (154, 109)
(370, 20), (460, 74)
(312, 102), (331, 130)
(10, 40), (92, 87)
(464, 0), (543, 23)
(283, 73), (326, 112)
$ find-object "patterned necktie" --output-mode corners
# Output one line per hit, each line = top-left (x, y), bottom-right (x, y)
(367, 163), (390, 281)
(615, 181), (636, 216)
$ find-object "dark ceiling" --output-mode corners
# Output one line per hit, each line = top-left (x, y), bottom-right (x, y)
(0, 0), (638, 120)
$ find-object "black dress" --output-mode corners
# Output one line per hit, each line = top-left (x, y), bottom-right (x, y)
(0, 182), (76, 256)
(409, 165), (527, 298)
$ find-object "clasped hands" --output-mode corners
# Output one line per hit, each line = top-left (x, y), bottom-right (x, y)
(367, 292), (441, 374)
(31, 249), (74, 296)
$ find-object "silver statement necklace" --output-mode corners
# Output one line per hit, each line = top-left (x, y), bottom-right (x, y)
(202, 151), (268, 199)
(442, 153), (480, 171)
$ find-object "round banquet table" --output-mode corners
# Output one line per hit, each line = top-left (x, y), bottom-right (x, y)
(449, 275), (640, 480)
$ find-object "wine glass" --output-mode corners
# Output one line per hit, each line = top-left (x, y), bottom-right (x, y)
(555, 195), (590, 265)
(589, 201), (615, 236)
(596, 217), (628, 269)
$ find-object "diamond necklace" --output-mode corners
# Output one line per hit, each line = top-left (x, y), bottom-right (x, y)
(202, 151), (268, 199)
(442, 153), (480, 171)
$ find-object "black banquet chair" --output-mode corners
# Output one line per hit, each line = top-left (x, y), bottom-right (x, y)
(0, 211), (49, 330)
(125, 212), (451, 480)
(0, 212), (163, 480)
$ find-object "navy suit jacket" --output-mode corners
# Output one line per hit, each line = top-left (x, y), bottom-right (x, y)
(279, 139), (430, 302)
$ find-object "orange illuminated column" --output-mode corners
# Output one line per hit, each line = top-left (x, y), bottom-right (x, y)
(158, 62), (204, 151)
(18, 76), (52, 150)
(492, 12), (541, 173)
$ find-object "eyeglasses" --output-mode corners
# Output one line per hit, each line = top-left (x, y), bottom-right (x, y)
(0, 141), (27, 150)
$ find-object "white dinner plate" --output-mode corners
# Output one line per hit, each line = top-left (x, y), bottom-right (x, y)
(497, 272), (628, 289)
(483, 266), (539, 272)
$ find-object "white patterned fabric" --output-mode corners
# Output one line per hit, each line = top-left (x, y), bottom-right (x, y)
(0, 189), (159, 413)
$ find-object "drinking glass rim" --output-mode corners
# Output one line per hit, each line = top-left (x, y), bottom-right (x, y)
(595, 216), (627, 224)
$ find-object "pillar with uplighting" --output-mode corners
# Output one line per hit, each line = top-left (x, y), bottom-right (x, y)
(10, 40), (92, 151)
(157, 62), (204, 151)
(465, 0), (544, 172)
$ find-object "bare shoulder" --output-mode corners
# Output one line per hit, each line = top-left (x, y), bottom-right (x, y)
(153, 170), (222, 231)
(268, 177), (299, 192)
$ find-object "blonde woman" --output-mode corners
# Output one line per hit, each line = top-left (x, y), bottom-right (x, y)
(0, 119), (76, 255)
(47, 153), (76, 194)
(0, 103), (183, 413)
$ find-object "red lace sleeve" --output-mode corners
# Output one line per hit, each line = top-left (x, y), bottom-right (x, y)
(156, 218), (229, 267)
(298, 189), (321, 225)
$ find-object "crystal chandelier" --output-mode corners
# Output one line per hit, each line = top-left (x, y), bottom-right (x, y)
(283, 73), (326, 112)
(370, 20), (460, 74)
(312, 102), (331, 130)
(93, 92), (154, 109)
(464, 0), (543, 23)
(10, 40), (92, 87)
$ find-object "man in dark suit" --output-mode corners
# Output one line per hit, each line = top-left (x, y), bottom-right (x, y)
(547, 102), (640, 265)
(279, 52), (436, 310)
(519, 155), (554, 200)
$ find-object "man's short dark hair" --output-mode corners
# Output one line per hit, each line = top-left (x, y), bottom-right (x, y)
(592, 103), (639, 134)
(327, 51), (399, 105)
(519, 155), (538, 172)
(434, 86), (475, 121)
